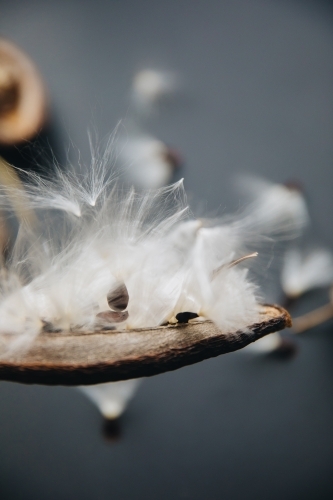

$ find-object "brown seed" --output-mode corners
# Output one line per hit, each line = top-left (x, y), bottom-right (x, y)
(107, 282), (129, 312)
(96, 310), (129, 325)
(102, 417), (123, 443)
(162, 147), (183, 171)
(41, 320), (62, 333)
(269, 338), (298, 359)
(283, 179), (303, 193)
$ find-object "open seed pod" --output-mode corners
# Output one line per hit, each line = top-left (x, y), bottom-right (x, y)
(0, 304), (291, 386)
(0, 38), (46, 145)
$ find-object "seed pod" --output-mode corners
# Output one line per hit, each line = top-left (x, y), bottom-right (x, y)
(107, 282), (129, 312)
(175, 312), (199, 324)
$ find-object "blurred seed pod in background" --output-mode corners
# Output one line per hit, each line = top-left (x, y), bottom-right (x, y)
(0, 38), (47, 146)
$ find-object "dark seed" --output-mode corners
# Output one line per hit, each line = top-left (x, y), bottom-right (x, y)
(107, 282), (129, 312)
(269, 338), (298, 359)
(41, 320), (62, 333)
(102, 417), (122, 442)
(175, 312), (199, 324)
(283, 179), (303, 193)
(96, 310), (129, 326)
(163, 147), (183, 171)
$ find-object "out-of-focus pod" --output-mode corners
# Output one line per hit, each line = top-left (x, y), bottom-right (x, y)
(0, 38), (47, 145)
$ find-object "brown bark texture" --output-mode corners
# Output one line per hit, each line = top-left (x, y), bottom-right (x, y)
(0, 304), (291, 386)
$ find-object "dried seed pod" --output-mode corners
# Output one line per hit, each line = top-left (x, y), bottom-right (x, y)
(96, 310), (129, 328)
(0, 38), (46, 145)
(0, 304), (291, 385)
(107, 282), (129, 312)
(175, 312), (199, 324)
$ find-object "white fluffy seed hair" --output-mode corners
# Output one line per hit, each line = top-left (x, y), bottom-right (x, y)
(0, 147), (307, 357)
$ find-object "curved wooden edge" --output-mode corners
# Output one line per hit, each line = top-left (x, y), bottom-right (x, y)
(0, 304), (291, 386)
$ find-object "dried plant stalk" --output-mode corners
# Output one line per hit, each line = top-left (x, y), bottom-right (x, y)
(0, 304), (291, 386)
(292, 303), (333, 334)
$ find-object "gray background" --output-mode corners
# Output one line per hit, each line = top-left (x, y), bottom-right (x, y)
(0, 1), (333, 499)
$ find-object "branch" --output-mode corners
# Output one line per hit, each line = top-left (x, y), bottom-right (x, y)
(0, 304), (291, 386)
(292, 302), (333, 333)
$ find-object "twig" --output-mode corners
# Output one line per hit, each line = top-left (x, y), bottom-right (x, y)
(292, 303), (333, 334)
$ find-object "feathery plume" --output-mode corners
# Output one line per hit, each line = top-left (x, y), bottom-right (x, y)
(0, 145), (308, 359)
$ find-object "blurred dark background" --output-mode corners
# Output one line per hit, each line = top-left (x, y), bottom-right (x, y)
(0, 1), (333, 498)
